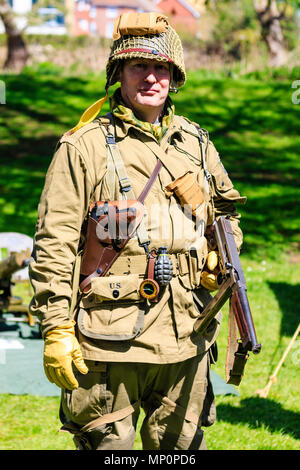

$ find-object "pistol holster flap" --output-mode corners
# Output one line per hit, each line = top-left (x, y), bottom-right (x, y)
(80, 200), (144, 279)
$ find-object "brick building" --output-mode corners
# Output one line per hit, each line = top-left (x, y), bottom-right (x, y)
(73, 0), (160, 37)
(72, 0), (206, 38)
(156, 0), (201, 35)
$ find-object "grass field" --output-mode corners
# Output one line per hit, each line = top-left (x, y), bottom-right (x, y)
(0, 64), (299, 450)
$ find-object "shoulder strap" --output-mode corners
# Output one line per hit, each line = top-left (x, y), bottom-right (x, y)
(98, 113), (133, 199)
(98, 116), (150, 247)
(197, 127), (211, 184)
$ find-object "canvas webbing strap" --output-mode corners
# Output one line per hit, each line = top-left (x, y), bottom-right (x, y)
(197, 128), (211, 184)
(177, 118), (211, 184)
(101, 124), (133, 196)
(78, 393), (199, 434)
(105, 140), (116, 202)
(225, 300), (249, 386)
(98, 120), (150, 246)
(80, 400), (141, 432)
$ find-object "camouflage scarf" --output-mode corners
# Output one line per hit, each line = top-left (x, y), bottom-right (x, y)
(110, 88), (174, 142)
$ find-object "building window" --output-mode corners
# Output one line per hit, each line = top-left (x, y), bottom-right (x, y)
(12, 0), (32, 14)
(106, 7), (118, 19)
(90, 21), (97, 34)
(77, 1), (89, 12)
(79, 19), (89, 31)
(105, 21), (114, 38)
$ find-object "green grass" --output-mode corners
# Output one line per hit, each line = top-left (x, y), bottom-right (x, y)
(2, 253), (299, 450)
(0, 64), (299, 450)
(205, 254), (300, 450)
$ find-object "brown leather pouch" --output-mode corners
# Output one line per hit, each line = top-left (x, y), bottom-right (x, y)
(80, 200), (144, 293)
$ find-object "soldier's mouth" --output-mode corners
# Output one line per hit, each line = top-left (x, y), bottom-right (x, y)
(139, 89), (159, 95)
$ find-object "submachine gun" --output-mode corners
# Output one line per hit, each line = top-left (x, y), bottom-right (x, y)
(0, 249), (35, 326)
(194, 216), (261, 385)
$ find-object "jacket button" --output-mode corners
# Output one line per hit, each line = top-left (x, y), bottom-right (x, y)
(112, 290), (120, 298)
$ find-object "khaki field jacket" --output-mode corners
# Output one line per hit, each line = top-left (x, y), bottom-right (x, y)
(29, 113), (246, 364)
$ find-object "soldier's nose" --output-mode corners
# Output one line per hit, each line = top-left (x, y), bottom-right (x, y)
(144, 73), (157, 83)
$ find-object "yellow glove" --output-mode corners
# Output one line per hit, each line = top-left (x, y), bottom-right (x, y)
(44, 321), (88, 390)
(200, 251), (219, 292)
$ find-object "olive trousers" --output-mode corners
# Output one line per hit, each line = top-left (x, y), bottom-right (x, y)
(59, 352), (216, 450)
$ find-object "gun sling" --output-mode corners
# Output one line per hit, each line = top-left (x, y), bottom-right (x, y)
(226, 301), (249, 385)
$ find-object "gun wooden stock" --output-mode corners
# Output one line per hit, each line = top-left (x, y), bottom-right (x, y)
(194, 216), (261, 355)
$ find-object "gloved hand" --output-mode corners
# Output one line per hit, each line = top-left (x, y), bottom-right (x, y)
(44, 321), (88, 390)
(200, 251), (219, 292)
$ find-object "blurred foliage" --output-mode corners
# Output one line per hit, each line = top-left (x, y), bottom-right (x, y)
(26, 0), (66, 27)
(0, 32), (112, 49)
(202, 0), (300, 62)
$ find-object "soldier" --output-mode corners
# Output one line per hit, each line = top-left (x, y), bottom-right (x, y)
(29, 13), (246, 450)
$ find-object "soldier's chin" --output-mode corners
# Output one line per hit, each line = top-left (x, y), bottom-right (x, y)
(136, 94), (162, 108)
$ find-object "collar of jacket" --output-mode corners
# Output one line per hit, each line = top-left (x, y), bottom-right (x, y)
(110, 88), (183, 144)
(112, 111), (185, 145)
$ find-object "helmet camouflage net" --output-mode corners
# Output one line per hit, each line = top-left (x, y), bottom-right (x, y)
(106, 13), (186, 89)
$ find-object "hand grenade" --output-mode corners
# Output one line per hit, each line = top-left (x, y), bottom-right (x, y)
(154, 247), (173, 286)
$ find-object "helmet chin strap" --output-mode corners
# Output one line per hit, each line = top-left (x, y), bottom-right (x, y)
(169, 65), (178, 93)
(70, 63), (122, 135)
(70, 92), (109, 134)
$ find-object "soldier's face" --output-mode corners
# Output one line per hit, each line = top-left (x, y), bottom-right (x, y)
(119, 58), (170, 119)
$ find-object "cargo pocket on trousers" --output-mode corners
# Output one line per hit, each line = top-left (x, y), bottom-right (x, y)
(61, 362), (111, 427)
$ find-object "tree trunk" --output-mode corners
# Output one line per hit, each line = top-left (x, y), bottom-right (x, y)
(253, 0), (288, 67)
(0, 0), (28, 72)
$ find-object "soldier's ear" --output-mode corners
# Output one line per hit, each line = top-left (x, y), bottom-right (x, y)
(115, 62), (124, 83)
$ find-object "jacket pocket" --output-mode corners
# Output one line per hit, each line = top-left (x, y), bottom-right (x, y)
(177, 239), (208, 290)
(212, 164), (247, 204)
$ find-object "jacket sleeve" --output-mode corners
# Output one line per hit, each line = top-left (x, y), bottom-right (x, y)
(29, 141), (94, 337)
(206, 140), (247, 251)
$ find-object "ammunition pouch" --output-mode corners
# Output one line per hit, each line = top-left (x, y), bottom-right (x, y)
(165, 171), (205, 216)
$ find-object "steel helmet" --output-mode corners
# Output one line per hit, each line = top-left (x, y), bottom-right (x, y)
(106, 12), (186, 89)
